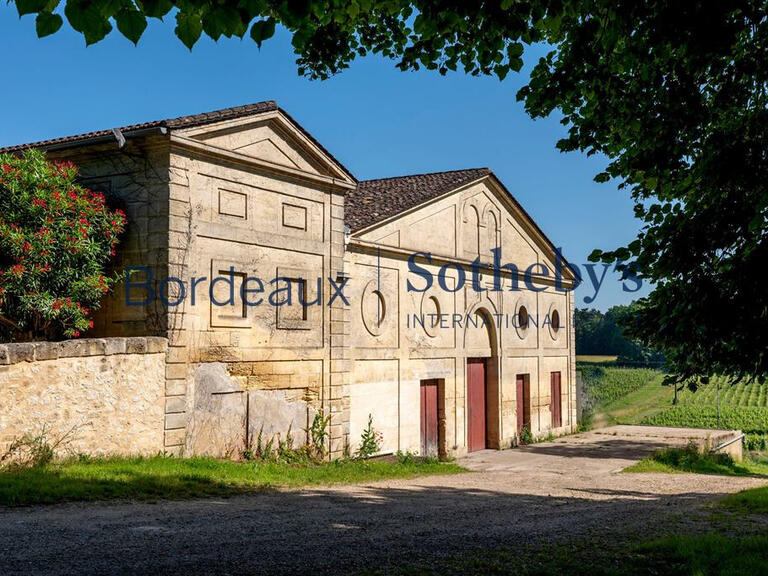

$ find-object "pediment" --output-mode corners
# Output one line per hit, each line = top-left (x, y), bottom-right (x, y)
(177, 111), (355, 184)
(353, 174), (575, 281)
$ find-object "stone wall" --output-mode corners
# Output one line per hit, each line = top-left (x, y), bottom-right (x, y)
(0, 337), (167, 456)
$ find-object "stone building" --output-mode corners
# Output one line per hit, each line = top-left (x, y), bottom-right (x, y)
(0, 102), (577, 459)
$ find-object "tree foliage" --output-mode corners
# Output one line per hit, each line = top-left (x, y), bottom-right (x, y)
(575, 305), (664, 365)
(12, 1), (768, 384)
(0, 150), (125, 341)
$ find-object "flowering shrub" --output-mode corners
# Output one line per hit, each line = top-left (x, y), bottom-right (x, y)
(0, 150), (125, 341)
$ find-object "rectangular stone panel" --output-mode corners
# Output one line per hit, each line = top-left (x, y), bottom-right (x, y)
(218, 189), (248, 219)
(282, 203), (307, 230)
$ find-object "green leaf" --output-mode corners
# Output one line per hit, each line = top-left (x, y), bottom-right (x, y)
(175, 10), (203, 50)
(36, 11), (63, 37)
(115, 7), (147, 44)
(588, 249), (603, 263)
(136, 0), (172, 19)
(250, 17), (275, 48)
(15, 0), (50, 17)
(237, 0), (266, 19)
(64, 0), (112, 45)
(202, 6), (247, 40)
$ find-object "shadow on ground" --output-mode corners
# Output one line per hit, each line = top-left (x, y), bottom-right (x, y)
(518, 438), (671, 460)
(0, 477), (740, 575)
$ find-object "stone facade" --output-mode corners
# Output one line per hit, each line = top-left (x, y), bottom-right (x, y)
(346, 178), (576, 457)
(2, 103), (577, 458)
(0, 338), (167, 455)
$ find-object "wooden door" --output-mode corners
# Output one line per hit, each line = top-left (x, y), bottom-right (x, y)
(550, 371), (562, 428)
(420, 379), (439, 457)
(467, 359), (487, 452)
(516, 374), (529, 435)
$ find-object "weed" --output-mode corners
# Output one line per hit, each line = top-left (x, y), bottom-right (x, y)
(518, 426), (533, 445)
(357, 414), (382, 459)
(0, 424), (78, 470)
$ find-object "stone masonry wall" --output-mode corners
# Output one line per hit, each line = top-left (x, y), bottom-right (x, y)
(0, 337), (167, 456)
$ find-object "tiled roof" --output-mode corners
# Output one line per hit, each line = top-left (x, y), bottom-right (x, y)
(0, 102), (279, 154)
(345, 168), (491, 232)
(0, 101), (355, 181)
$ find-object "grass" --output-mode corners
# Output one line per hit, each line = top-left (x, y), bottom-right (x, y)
(590, 372), (671, 427)
(575, 355), (618, 363)
(0, 454), (464, 507)
(366, 532), (768, 575)
(624, 445), (768, 477)
(579, 365), (668, 428)
(721, 484), (768, 514)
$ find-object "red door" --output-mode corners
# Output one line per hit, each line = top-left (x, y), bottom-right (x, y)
(420, 380), (439, 457)
(550, 371), (562, 428)
(467, 359), (486, 452)
(516, 374), (526, 435)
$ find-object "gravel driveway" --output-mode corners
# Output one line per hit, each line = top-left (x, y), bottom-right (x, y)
(1, 427), (764, 575)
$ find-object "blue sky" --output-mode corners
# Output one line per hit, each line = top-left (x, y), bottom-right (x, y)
(0, 8), (648, 310)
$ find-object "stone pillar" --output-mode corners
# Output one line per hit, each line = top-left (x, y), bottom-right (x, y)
(162, 158), (194, 455)
(568, 289), (578, 431)
(328, 191), (350, 458)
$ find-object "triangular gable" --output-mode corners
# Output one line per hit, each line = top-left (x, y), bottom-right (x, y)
(351, 172), (576, 281)
(174, 110), (356, 184)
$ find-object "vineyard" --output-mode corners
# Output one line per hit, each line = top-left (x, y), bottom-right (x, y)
(642, 376), (768, 449)
(581, 369), (768, 450)
(580, 365), (663, 407)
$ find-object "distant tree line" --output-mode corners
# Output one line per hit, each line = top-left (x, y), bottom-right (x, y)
(575, 304), (665, 365)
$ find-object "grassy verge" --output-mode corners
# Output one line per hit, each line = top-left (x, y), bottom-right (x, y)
(593, 376), (671, 427)
(365, 531), (768, 576)
(575, 355), (618, 363)
(0, 454), (464, 507)
(720, 484), (768, 514)
(624, 445), (768, 477)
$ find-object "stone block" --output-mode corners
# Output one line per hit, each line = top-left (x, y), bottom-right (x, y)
(33, 342), (60, 361)
(125, 337), (147, 354)
(165, 412), (187, 430)
(165, 347), (188, 364)
(146, 337), (168, 354)
(58, 339), (87, 359)
(227, 362), (253, 376)
(164, 428), (186, 447)
(6, 343), (34, 364)
(165, 378), (187, 396)
(166, 363), (187, 380)
(165, 396), (187, 414)
(86, 339), (107, 356)
(104, 338), (127, 356)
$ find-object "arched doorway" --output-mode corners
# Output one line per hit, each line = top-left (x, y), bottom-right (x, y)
(464, 306), (500, 452)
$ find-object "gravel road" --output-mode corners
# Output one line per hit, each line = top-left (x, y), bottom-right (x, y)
(1, 428), (764, 575)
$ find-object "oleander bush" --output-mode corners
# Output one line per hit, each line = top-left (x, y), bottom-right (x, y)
(0, 149), (125, 341)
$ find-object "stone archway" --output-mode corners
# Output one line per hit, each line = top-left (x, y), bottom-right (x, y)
(463, 304), (501, 451)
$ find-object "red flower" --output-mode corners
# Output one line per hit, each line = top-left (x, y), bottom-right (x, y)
(73, 331), (80, 338)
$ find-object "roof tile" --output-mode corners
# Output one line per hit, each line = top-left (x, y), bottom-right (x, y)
(345, 168), (490, 231)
